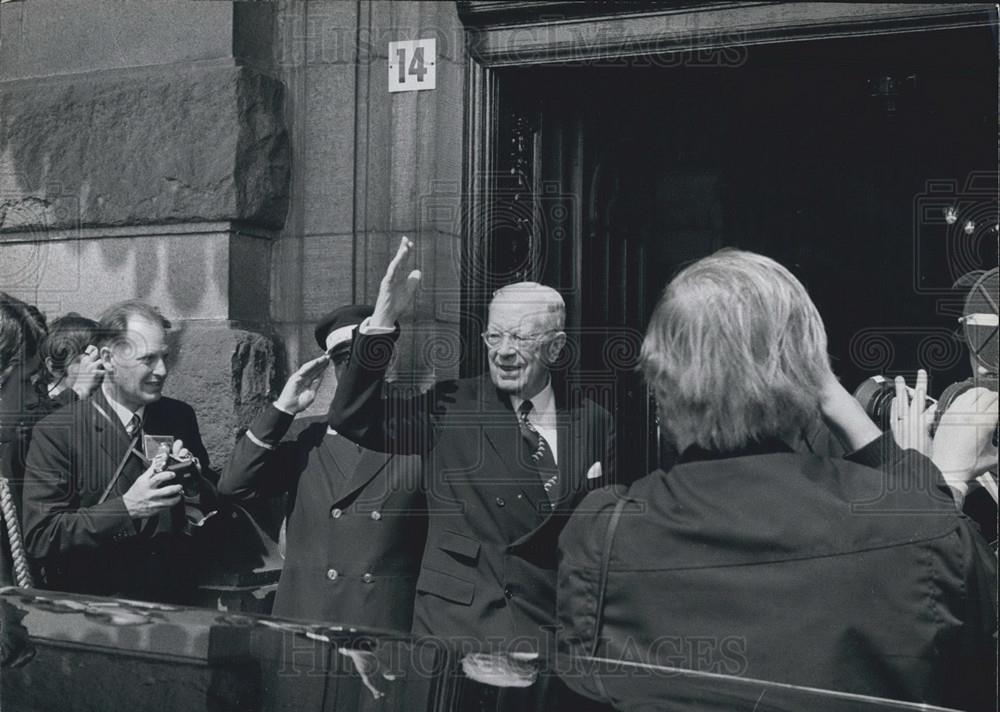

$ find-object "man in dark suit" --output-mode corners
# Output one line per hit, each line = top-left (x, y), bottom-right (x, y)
(218, 305), (425, 629)
(22, 300), (211, 603)
(328, 238), (615, 654)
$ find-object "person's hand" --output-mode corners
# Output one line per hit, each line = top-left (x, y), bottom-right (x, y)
(169, 438), (201, 472)
(817, 369), (882, 452)
(932, 387), (999, 484)
(371, 236), (421, 329)
(889, 369), (931, 457)
(70, 345), (105, 399)
(122, 454), (183, 518)
(460, 652), (539, 688)
(337, 647), (399, 700)
(273, 355), (331, 415)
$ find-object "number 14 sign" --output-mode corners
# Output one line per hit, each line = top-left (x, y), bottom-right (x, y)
(388, 39), (436, 93)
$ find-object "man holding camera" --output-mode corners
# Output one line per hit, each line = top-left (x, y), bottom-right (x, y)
(22, 300), (212, 603)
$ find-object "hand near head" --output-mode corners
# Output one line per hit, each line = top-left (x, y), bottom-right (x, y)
(274, 354), (331, 415)
(371, 237), (421, 329)
(71, 345), (105, 399)
(889, 369), (932, 457)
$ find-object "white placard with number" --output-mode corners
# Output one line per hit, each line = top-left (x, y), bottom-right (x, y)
(388, 39), (436, 93)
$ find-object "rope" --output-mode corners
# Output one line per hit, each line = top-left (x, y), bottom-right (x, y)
(0, 476), (33, 588)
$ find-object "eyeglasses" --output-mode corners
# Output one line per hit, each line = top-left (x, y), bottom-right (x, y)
(481, 329), (554, 350)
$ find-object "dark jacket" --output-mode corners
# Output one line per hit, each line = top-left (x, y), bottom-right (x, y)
(218, 406), (425, 629)
(557, 436), (997, 712)
(21, 388), (211, 603)
(328, 329), (615, 649)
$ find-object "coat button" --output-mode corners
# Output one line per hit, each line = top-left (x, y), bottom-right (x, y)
(330, 507), (342, 519)
(326, 568), (339, 581)
(503, 586), (513, 599)
(370, 511), (382, 521)
(495, 497), (505, 507)
(362, 573), (374, 584)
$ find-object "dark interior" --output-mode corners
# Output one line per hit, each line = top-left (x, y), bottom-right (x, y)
(495, 26), (999, 479)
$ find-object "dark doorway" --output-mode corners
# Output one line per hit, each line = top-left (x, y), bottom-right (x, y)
(485, 26), (998, 483)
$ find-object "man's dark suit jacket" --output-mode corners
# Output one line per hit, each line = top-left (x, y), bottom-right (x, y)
(328, 329), (615, 649)
(219, 406), (425, 629)
(21, 388), (210, 603)
(558, 436), (997, 712)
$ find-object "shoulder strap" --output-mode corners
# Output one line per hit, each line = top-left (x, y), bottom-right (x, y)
(590, 496), (628, 657)
(97, 431), (143, 505)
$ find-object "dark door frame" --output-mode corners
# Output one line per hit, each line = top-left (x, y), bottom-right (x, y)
(456, 1), (998, 377)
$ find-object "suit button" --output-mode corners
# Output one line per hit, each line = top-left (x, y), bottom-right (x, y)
(370, 511), (382, 521)
(362, 573), (374, 584)
(330, 508), (342, 519)
(326, 568), (339, 581)
(495, 497), (505, 507)
(503, 587), (513, 599)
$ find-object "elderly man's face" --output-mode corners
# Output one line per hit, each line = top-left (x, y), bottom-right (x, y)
(485, 294), (565, 399)
(102, 316), (169, 411)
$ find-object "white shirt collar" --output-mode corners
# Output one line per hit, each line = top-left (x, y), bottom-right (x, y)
(511, 380), (556, 424)
(102, 382), (145, 428)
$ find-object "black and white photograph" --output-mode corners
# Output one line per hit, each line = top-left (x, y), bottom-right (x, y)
(0, 2), (997, 711)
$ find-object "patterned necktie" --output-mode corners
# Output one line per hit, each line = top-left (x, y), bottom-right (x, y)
(517, 400), (559, 498)
(125, 412), (142, 440)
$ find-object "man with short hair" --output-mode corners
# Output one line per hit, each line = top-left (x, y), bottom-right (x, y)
(328, 238), (615, 651)
(22, 300), (211, 603)
(219, 304), (425, 629)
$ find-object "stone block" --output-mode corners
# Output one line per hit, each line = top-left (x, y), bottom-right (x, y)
(0, 0), (234, 81)
(300, 64), (358, 236)
(300, 233), (356, 320)
(0, 65), (289, 232)
(165, 322), (285, 466)
(0, 226), (271, 325)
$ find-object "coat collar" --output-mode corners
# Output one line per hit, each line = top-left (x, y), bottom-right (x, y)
(676, 438), (793, 465)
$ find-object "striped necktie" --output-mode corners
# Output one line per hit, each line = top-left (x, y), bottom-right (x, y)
(517, 400), (558, 498)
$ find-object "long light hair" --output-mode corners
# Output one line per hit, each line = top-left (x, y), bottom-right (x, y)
(641, 250), (832, 451)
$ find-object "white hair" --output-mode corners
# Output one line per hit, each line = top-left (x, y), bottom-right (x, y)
(491, 282), (566, 330)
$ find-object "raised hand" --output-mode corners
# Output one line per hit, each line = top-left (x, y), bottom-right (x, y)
(274, 354), (331, 415)
(371, 236), (421, 329)
(70, 345), (106, 399)
(889, 369), (931, 457)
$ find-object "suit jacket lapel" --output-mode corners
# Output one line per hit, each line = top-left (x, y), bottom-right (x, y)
(331, 446), (393, 505)
(478, 377), (547, 494)
(90, 389), (130, 465)
(552, 398), (584, 507)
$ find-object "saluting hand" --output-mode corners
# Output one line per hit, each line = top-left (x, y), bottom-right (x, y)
(274, 354), (331, 415)
(371, 236), (421, 329)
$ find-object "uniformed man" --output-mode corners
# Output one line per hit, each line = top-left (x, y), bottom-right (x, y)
(218, 305), (425, 628)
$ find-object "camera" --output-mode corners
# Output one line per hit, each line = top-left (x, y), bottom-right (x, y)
(164, 454), (200, 499)
(854, 374), (998, 446)
(852, 376), (937, 432)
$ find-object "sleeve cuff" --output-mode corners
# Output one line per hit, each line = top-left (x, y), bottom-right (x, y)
(248, 405), (295, 448)
(845, 431), (903, 469)
(358, 317), (395, 335)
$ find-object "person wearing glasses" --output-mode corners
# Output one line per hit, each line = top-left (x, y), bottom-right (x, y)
(219, 304), (425, 630)
(327, 237), (614, 678)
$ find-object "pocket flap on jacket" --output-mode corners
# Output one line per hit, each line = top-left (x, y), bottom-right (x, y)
(438, 530), (481, 560)
(416, 568), (475, 606)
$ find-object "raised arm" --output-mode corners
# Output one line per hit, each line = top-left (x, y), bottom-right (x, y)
(327, 237), (437, 454)
(219, 354), (329, 501)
